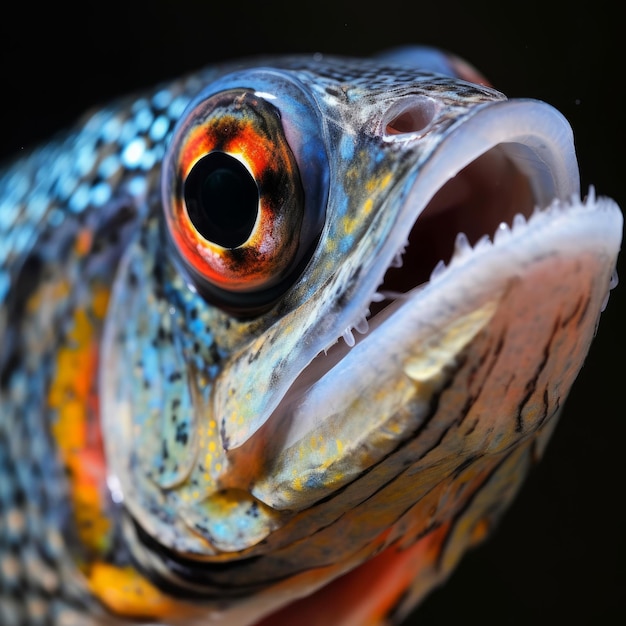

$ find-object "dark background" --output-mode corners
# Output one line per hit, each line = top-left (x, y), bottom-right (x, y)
(1, 2), (623, 623)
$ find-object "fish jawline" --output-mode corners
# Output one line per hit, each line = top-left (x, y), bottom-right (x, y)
(272, 99), (622, 453)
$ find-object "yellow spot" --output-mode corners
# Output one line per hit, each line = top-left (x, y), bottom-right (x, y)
(208, 441), (216, 453)
(342, 215), (358, 235)
(215, 462), (222, 473)
(335, 439), (344, 455)
(91, 285), (110, 319)
(365, 171), (393, 194)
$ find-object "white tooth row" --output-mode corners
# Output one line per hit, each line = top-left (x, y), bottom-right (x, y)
(423, 188), (603, 287)
(341, 310), (371, 347)
(430, 211), (532, 283)
(338, 189), (608, 349)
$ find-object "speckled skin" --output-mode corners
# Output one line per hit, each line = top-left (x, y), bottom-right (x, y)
(0, 51), (621, 625)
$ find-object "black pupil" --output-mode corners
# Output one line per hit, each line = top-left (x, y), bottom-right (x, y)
(184, 152), (259, 248)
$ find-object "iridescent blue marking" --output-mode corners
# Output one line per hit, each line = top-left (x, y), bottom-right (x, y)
(74, 146), (97, 178)
(149, 116), (170, 142)
(54, 173), (77, 201)
(98, 154), (121, 179)
(121, 138), (146, 169)
(139, 150), (156, 171)
(90, 182), (112, 207)
(68, 182), (90, 213)
(47, 208), (65, 228)
(100, 115), (123, 143)
(152, 88), (173, 110)
(167, 95), (190, 120)
(128, 176), (147, 197)
(132, 105), (154, 133)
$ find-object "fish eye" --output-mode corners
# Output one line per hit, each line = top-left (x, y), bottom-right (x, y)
(162, 82), (328, 315)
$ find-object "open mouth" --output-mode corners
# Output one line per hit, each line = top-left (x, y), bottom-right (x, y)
(213, 98), (591, 473)
(262, 99), (584, 453)
(334, 98), (581, 347)
(371, 144), (536, 317)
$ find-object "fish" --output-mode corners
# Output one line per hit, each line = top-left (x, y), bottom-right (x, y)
(0, 46), (621, 626)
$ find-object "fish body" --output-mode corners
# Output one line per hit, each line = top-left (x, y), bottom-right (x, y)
(0, 48), (621, 625)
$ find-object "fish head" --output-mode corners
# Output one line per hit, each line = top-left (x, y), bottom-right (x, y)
(100, 53), (622, 604)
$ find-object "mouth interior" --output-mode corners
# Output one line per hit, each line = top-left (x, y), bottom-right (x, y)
(372, 144), (535, 315)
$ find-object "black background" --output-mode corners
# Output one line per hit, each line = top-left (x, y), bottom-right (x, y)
(1, 2), (623, 623)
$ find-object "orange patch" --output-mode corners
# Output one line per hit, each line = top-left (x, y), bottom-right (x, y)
(256, 524), (451, 626)
(47, 284), (111, 556)
(87, 563), (192, 619)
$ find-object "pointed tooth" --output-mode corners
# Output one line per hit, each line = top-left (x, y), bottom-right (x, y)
(512, 213), (526, 231)
(371, 292), (386, 303)
(390, 250), (404, 268)
(354, 317), (369, 334)
(454, 232), (471, 255)
(585, 185), (596, 206)
(342, 328), (355, 347)
(474, 234), (491, 251)
(493, 221), (511, 243)
(545, 198), (561, 216)
(430, 259), (446, 281)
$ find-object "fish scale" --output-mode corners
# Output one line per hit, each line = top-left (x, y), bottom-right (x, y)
(0, 49), (622, 625)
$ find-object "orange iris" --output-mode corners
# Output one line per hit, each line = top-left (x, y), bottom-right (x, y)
(164, 89), (304, 296)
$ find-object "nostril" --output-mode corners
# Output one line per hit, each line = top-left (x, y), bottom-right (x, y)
(382, 96), (439, 139)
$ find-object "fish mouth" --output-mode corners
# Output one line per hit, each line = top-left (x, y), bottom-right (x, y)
(214, 97), (619, 515)
(374, 143), (538, 312)
(358, 98), (580, 335)
(267, 98), (616, 458)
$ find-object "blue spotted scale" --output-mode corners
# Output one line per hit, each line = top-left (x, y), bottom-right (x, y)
(0, 47), (622, 625)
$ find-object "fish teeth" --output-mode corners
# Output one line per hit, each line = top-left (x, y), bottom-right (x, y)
(390, 250), (404, 268)
(429, 259), (447, 281)
(512, 213), (526, 231)
(342, 328), (356, 347)
(585, 185), (596, 206)
(454, 232), (471, 255)
(474, 234), (491, 251)
(354, 316), (369, 334)
(389, 238), (410, 270)
(493, 221), (511, 243)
